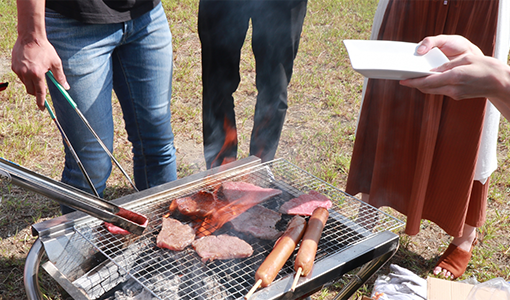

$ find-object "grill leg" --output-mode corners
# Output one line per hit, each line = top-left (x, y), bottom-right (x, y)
(24, 237), (45, 300)
(332, 247), (397, 300)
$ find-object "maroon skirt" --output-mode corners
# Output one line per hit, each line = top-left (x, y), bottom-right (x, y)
(345, 0), (499, 236)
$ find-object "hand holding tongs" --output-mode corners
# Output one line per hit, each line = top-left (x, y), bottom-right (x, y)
(0, 157), (147, 235)
(46, 71), (139, 193)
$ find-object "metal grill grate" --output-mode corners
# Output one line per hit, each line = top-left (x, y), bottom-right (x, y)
(73, 159), (404, 300)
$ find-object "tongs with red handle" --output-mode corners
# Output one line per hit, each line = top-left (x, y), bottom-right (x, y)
(0, 157), (147, 235)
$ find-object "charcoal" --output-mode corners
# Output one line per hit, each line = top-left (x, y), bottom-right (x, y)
(177, 262), (231, 300)
(113, 278), (154, 300)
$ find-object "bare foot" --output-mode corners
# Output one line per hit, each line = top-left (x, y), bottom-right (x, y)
(433, 224), (477, 279)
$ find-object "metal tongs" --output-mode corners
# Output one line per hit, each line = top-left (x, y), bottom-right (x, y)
(46, 71), (139, 193)
(0, 157), (147, 235)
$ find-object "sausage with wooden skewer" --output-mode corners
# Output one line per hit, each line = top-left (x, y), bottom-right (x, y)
(245, 215), (307, 299)
(256, 215), (307, 286)
(291, 207), (329, 291)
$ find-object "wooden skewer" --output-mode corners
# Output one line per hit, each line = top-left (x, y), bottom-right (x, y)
(245, 279), (262, 300)
(290, 267), (302, 292)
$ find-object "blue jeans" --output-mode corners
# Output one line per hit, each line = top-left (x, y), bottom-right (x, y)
(45, 3), (177, 205)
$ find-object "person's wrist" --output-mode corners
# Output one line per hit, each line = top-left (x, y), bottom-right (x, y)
(468, 44), (484, 56)
(491, 62), (510, 101)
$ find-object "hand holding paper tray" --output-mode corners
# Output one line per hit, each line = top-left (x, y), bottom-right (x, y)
(343, 40), (449, 80)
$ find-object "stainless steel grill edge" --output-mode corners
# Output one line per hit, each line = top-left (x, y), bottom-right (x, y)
(23, 156), (404, 300)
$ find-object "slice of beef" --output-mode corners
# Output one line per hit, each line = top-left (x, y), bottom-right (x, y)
(192, 234), (253, 262)
(279, 190), (333, 216)
(229, 205), (282, 240)
(195, 183), (282, 237)
(104, 222), (130, 235)
(169, 189), (225, 218)
(218, 181), (252, 202)
(157, 217), (196, 251)
(218, 181), (280, 202)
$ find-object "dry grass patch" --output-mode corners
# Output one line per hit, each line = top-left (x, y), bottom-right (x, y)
(1, 0), (510, 299)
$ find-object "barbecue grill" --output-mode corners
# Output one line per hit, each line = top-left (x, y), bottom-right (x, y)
(22, 156), (404, 300)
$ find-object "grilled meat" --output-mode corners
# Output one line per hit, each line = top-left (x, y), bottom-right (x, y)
(194, 182), (282, 237)
(169, 189), (224, 218)
(192, 234), (253, 262)
(218, 181), (269, 202)
(229, 205), (282, 240)
(157, 217), (196, 251)
(279, 190), (332, 216)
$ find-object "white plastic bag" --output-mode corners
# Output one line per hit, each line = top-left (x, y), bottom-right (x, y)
(466, 277), (510, 300)
(371, 264), (427, 300)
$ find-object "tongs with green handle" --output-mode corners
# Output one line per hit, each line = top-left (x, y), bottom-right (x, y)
(44, 100), (100, 198)
(46, 71), (139, 192)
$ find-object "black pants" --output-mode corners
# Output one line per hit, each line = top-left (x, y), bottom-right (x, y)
(198, 0), (307, 169)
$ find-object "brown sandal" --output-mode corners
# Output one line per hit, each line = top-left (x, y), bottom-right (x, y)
(435, 235), (478, 279)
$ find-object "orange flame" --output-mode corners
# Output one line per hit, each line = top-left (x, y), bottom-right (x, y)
(211, 117), (238, 167)
(167, 182), (281, 237)
(195, 193), (261, 237)
(194, 184), (281, 237)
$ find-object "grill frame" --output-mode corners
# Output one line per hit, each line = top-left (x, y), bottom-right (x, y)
(26, 157), (404, 300)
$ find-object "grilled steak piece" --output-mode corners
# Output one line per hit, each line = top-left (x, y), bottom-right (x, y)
(218, 181), (270, 202)
(169, 188), (225, 218)
(192, 234), (253, 262)
(157, 217), (196, 251)
(279, 190), (333, 216)
(195, 183), (282, 237)
(229, 205), (282, 240)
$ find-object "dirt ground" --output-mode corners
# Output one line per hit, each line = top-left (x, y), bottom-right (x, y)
(0, 56), (9, 77)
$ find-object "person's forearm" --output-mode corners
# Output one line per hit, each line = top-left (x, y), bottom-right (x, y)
(16, 0), (46, 42)
(489, 99), (510, 122)
(12, 0), (59, 110)
(487, 67), (510, 122)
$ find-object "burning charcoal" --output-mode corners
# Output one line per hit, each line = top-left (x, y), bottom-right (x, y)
(113, 278), (155, 300)
(177, 262), (231, 300)
(73, 256), (130, 299)
(145, 273), (180, 299)
(197, 275), (231, 300)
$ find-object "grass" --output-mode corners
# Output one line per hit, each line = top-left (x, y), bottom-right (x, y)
(1, 0), (510, 299)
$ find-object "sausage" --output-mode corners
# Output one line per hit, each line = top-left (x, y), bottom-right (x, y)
(255, 215), (307, 287)
(294, 207), (329, 277)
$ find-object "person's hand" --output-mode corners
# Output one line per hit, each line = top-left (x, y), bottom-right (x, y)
(401, 54), (509, 100)
(11, 36), (69, 110)
(415, 34), (484, 61)
(400, 34), (509, 101)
